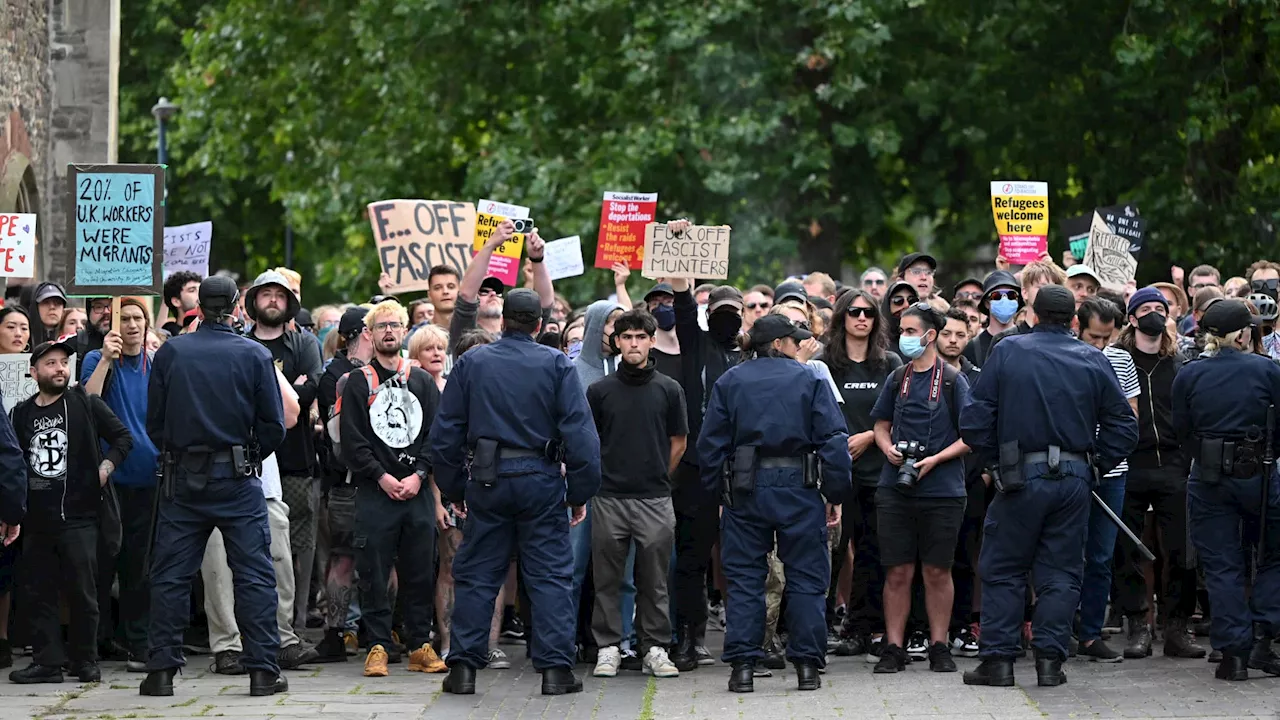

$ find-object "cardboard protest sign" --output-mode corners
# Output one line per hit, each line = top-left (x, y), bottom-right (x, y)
(1095, 204), (1144, 256)
(0, 353), (76, 413)
(0, 213), (37, 278)
(66, 164), (165, 296)
(543, 236), (585, 281)
(162, 221), (212, 279)
(990, 181), (1049, 265)
(1083, 212), (1138, 290)
(595, 191), (657, 269)
(1059, 214), (1091, 262)
(473, 199), (530, 287)
(368, 199), (477, 294)
(641, 223), (731, 280)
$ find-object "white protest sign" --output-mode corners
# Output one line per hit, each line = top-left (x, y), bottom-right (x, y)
(475, 199), (530, 220)
(641, 223), (731, 280)
(162, 221), (212, 279)
(543, 236), (585, 281)
(1083, 211), (1138, 291)
(0, 353), (77, 413)
(0, 213), (37, 278)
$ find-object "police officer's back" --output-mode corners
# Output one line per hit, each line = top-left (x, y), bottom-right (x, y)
(960, 284), (1137, 688)
(429, 288), (600, 697)
(1171, 298), (1280, 680)
(697, 314), (851, 693)
(141, 276), (287, 698)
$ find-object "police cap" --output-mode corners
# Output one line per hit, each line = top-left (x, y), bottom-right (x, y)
(1200, 298), (1261, 337)
(503, 288), (542, 322)
(1032, 284), (1075, 319)
(750, 314), (813, 345)
(198, 275), (240, 314)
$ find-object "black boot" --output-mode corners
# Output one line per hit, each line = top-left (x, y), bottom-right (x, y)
(962, 657), (1015, 687)
(728, 662), (754, 693)
(248, 669), (288, 697)
(69, 661), (101, 683)
(672, 625), (697, 672)
(313, 628), (349, 664)
(794, 662), (820, 691)
(1035, 651), (1067, 687)
(9, 664), (64, 684)
(1123, 620), (1153, 659)
(1248, 637), (1280, 676)
(692, 623), (713, 666)
(139, 668), (177, 696)
(1163, 618), (1206, 659)
(541, 667), (583, 695)
(1214, 651), (1248, 681)
(762, 637), (785, 670)
(442, 664), (476, 695)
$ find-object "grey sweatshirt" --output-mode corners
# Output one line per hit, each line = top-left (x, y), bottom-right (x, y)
(572, 300), (622, 390)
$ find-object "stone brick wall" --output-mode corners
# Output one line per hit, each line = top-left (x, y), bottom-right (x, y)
(0, 0), (51, 278)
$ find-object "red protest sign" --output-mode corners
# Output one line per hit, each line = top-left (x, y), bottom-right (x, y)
(594, 191), (657, 269)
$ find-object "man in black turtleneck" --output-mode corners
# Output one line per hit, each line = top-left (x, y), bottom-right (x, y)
(585, 309), (688, 679)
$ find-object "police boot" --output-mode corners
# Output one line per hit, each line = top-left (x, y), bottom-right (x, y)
(794, 661), (821, 691)
(1163, 618), (1207, 659)
(139, 668), (177, 697)
(1123, 620), (1153, 659)
(442, 664), (476, 695)
(728, 662), (754, 693)
(1214, 651), (1249, 681)
(1248, 636), (1280, 676)
(541, 667), (583, 695)
(1034, 651), (1067, 687)
(962, 657), (1015, 687)
(248, 669), (288, 697)
(672, 625), (698, 672)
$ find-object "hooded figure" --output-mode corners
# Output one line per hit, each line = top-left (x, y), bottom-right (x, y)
(881, 280), (919, 353)
(573, 300), (623, 390)
(244, 270), (302, 324)
(22, 281), (69, 346)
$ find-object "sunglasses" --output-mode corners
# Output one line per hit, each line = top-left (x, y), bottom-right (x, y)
(955, 291), (982, 301)
(864, 278), (886, 287)
(1252, 279), (1279, 292)
(987, 289), (1019, 301)
(890, 295), (918, 306)
(745, 302), (771, 310)
(847, 306), (875, 319)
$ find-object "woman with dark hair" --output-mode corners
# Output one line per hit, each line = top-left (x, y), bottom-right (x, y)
(823, 289), (903, 661)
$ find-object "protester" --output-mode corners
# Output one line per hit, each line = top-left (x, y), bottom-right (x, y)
(409, 324), (449, 392)
(0, 308), (30, 354)
(428, 266), (460, 332)
(75, 298), (113, 360)
(741, 286), (772, 331)
(951, 279), (983, 306)
(161, 271), (202, 338)
(1065, 265), (1101, 309)
(59, 308), (87, 338)
(803, 272), (838, 304)
(25, 282), (67, 346)
(8, 338), (132, 684)
(896, 253), (937, 299)
(644, 283), (681, 378)
(964, 271), (1021, 367)
(0, 309), (27, 670)
(861, 268), (888, 300)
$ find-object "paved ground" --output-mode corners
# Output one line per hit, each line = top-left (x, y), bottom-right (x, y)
(4, 639), (1279, 720)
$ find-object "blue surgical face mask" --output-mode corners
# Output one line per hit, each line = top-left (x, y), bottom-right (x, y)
(566, 340), (583, 360)
(989, 298), (1019, 324)
(652, 304), (677, 331)
(898, 335), (927, 360)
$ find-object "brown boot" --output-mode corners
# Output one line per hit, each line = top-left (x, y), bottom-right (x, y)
(363, 645), (389, 677)
(408, 644), (447, 673)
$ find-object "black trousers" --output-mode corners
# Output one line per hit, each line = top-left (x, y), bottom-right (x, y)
(355, 485), (436, 650)
(846, 484), (886, 636)
(23, 521), (99, 667)
(98, 486), (155, 656)
(1115, 466), (1198, 621)
(672, 463), (719, 633)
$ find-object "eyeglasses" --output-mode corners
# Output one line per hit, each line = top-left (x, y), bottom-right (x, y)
(890, 295), (918, 307)
(795, 320), (812, 331)
(863, 278), (886, 287)
(90, 302), (112, 312)
(906, 266), (934, 277)
(477, 288), (498, 297)
(955, 291), (982, 301)
(372, 321), (404, 331)
(987, 289), (1019, 301)
(847, 306), (875, 319)
(745, 302), (771, 310)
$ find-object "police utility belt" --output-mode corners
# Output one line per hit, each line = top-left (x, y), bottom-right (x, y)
(991, 442), (1092, 494)
(468, 437), (566, 488)
(157, 444), (262, 498)
(1191, 435), (1264, 484)
(720, 446), (821, 508)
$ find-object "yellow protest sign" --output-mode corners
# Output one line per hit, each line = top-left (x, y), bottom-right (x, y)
(473, 199), (530, 286)
(990, 181), (1049, 264)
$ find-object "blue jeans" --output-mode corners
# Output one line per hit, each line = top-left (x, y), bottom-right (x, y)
(1078, 473), (1125, 642)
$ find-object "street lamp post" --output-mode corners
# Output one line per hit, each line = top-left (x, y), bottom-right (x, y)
(151, 97), (178, 165)
(284, 150), (295, 267)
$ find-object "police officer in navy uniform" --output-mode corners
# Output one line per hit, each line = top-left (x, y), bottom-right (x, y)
(1171, 298), (1280, 680)
(141, 276), (288, 698)
(697, 314), (851, 693)
(430, 288), (601, 697)
(960, 284), (1137, 688)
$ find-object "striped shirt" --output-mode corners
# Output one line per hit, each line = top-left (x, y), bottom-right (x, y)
(1102, 344), (1141, 478)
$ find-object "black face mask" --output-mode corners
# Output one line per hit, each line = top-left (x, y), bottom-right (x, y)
(1136, 312), (1166, 338)
(708, 312), (742, 345)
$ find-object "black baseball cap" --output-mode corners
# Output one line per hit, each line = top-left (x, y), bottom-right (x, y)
(896, 252), (937, 277)
(644, 283), (674, 303)
(750, 314), (813, 345)
(1033, 284), (1075, 317)
(952, 277), (983, 297)
(33, 282), (68, 305)
(480, 276), (505, 296)
(198, 275), (240, 312)
(338, 307), (369, 338)
(503, 288), (542, 321)
(773, 281), (808, 306)
(30, 337), (77, 366)
(707, 286), (744, 313)
(295, 308), (314, 328)
(1200, 299), (1261, 336)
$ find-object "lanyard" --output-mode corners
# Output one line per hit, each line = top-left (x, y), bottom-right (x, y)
(898, 358), (943, 403)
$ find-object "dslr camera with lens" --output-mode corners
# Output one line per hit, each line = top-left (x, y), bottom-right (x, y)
(894, 440), (926, 491)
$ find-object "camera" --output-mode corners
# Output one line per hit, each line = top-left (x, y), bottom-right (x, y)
(894, 440), (926, 491)
(511, 217), (536, 234)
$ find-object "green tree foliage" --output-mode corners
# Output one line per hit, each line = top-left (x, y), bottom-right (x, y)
(119, 0), (1280, 305)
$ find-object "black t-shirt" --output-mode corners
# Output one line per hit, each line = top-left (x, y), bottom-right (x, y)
(587, 368), (689, 498)
(651, 348), (681, 383)
(258, 334), (316, 476)
(25, 398), (68, 493)
(830, 354), (902, 486)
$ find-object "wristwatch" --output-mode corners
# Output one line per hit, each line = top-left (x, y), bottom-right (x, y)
(529, 256), (544, 263)
(415, 469), (429, 482)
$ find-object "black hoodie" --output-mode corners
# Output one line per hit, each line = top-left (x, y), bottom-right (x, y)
(1124, 346), (1185, 472)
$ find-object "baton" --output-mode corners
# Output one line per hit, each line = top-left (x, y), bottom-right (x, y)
(1093, 490), (1155, 562)
(1260, 405), (1274, 567)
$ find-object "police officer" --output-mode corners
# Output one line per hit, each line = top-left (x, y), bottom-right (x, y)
(141, 276), (288, 697)
(1171, 298), (1280, 680)
(429, 288), (601, 697)
(697, 314), (851, 693)
(960, 284), (1137, 688)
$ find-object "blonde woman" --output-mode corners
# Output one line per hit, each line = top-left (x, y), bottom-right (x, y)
(408, 324), (449, 393)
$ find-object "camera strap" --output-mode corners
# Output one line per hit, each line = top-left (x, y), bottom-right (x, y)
(891, 359), (959, 449)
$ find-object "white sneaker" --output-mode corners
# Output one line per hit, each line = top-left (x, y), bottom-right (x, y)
(486, 647), (511, 670)
(593, 646), (621, 677)
(642, 646), (679, 678)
